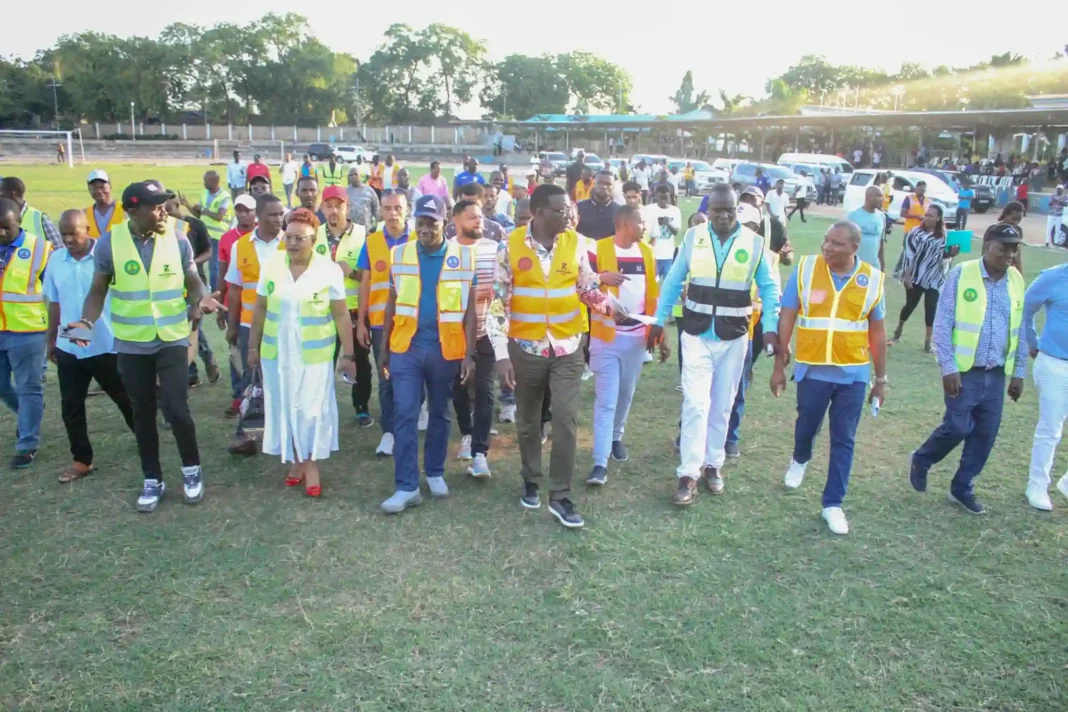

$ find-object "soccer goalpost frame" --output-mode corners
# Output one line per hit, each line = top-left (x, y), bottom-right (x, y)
(0, 129), (84, 168)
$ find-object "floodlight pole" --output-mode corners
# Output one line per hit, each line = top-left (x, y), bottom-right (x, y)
(46, 79), (61, 128)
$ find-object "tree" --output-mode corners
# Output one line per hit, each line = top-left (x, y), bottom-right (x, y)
(670, 70), (710, 114)
(557, 52), (631, 113)
(420, 24), (486, 118)
(717, 90), (750, 116)
(480, 54), (569, 119)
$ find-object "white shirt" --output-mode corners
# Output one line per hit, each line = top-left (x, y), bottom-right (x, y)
(381, 164), (399, 191)
(280, 161), (299, 184)
(765, 189), (790, 220)
(613, 243), (648, 337)
(873, 151), (882, 164)
(632, 167), (649, 190)
(853, 150), (863, 163)
(666, 173), (681, 189)
(641, 203), (682, 260)
(225, 230), (283, 288)
(495, 191), (513, 218)
(226, 162), (247, 189)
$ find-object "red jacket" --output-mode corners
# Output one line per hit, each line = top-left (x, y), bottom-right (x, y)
(246, 163), (271, 186)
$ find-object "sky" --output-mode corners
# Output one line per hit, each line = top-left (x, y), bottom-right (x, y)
(9, 1), (1066, 117)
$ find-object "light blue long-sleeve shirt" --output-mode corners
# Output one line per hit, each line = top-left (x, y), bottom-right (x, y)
(1024, 263), (1068, 361)
(653, 223), (780, 340)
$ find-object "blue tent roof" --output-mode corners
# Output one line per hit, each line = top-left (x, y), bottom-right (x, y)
(522, 109), (716, 124)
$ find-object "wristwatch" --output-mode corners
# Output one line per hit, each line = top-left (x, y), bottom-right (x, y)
(340, 354), (356, 362)
(874, 376), (889, 384)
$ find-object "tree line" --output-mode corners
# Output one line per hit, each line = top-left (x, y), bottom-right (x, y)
(1, 14), (1064, 130)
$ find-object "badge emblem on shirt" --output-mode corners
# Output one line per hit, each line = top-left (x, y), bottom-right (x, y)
(734, 249), (750, 264)
(446, 255), (460, 268)
(963, 288), (978, 302)
(856, 274), (869, 287)
(266, 280), (275, 295)
(124, 260), (141, 275)
(375, 259), (388, 272)
(16, 248), (31, 260)
(517, 256), (533, 271)
(161, 264), (173, 275)
(316, 244), (328, 255)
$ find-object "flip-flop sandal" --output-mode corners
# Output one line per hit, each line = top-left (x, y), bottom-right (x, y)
(58, 464), (95, 483)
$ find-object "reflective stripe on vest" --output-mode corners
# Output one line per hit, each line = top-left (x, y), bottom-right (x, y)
(109, 222), (188, 342)
(325, 223), (367, 311)
(0, 231), (50, 332)
(388, 240), (472, 359)
(260, 253), (337, 364)
(318, 163), (344, 186)
(684, 223), (760, 315)
(507, 227), (584, 340)
(795, 255), (883, 366)
(200, 189), (229, 240)
(366, 230), (406, 325)
(20, 207), (46, 243)
(590, 237), (659, 343)
(235, 233), (282, 326)
(952, 259), (1024, 374)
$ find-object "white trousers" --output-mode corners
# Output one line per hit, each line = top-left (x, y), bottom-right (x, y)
(1027, 352), (1068, 490)
(677, 333), (748, 478)
(1045, 216), (1061, 246)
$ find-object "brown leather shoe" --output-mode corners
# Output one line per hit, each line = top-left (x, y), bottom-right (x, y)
(703, 466), (724, 495)
(672, 476), (698, 506)
(227, 437), (258, 457)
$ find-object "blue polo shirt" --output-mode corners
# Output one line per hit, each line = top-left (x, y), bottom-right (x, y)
(357, 224), (410, 330)
(390, 241), (477, 352)
(42, 243), (115, 358)
(781, 261), (885, 384)
(453, 171), (485, 189)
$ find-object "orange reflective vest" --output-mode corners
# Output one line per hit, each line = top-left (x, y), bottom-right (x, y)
(590, 237), (658, 342)
(365, 229), (408, 327)
(507, 227), (585, 340)
(388, 240), (473, 360)
(234, 233), (283, 326)
(794, 255), (884, 366)
(369, 163), (384, 191)
(903, 194), (927, 236)
(84, 203), (125, 238)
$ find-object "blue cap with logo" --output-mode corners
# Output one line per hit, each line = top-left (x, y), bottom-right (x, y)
(413, 194), (446, 222)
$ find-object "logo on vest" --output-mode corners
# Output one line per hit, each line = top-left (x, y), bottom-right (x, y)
(311, 291), (322, 303)
(124, 260), (141, 275)
(517, 256), (533, 271)
(446, 255), (460, 268)
(856, 273), (869, 287)
(734, 249), (749, 264)
(375, 260), (388, 273)
(266, 280), (275, 295)
(316, 244), (328, 255)
(161, 264), (173, 275)
(16, 248), (31, 260)
(556, 261), (569, 274)
(963, 288), (978, 302)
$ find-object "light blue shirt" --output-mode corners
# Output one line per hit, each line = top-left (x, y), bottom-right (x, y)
(1024, 263), (1068, 361)
(846, 207), (886, 270)
(42, 244), (116, 358)
(781, 260), (885, 384)
(654, 223), (780, 340)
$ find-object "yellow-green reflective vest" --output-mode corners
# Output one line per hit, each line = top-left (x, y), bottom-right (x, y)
(200, 189), (230, 240)
(261, 254), (336, 364)
(109, 223), (189, 343)
(0, 231), (50, 332)
(20, 206), (46, 242)
(318, 223), (367, 311)
(952, 259), (1024, 374)
(683, 223), (762, 340)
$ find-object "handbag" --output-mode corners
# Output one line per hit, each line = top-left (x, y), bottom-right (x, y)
(239, 369), (266, 437)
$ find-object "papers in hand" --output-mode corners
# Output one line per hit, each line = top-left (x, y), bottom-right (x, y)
(603, 294), (658, 325)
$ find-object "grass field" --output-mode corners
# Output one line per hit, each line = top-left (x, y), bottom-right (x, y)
(1, 162), (1066, 711)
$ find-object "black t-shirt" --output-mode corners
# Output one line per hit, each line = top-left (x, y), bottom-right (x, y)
(179, 216), (211, 281)
(565, 161), (585, 192)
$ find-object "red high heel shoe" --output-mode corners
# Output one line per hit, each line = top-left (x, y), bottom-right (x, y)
(284, 474), (304, 487)
(305, 484), (322, 497)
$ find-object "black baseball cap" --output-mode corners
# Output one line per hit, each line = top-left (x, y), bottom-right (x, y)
(984, 222), (1024, 244)
(121, 180), (174, 210)
(413, 195), (446, 222)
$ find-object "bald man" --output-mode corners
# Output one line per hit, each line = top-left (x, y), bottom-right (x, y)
(846, 185), (888, 269)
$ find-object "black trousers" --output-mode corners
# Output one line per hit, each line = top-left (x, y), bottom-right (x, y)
(900, 285), (940, 327)
(333, 316), (373, 414)
(787, 199), (807, 221)
(117, 346), (200, 480)
(56, 351), (135, 466)
(453, 336), (496, 455)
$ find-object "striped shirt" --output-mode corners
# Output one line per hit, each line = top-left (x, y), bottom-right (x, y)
(588, 241), (648, 336)
(452, 236), (499, 338)
(896, 226), (952, 290)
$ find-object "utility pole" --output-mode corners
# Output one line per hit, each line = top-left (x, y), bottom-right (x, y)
(354, 75), (362, 130)
(130, 102), (136, 141)
(46, 78), (61, 128)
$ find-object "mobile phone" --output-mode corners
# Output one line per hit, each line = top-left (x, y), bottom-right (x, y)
(59, 325), (93, 343)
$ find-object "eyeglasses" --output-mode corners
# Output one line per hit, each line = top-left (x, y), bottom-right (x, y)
(540, 206), (569, 216)
(284, 233), (313, 242)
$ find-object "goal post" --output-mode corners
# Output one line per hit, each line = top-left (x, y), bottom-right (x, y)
(0, 129), (77, 167)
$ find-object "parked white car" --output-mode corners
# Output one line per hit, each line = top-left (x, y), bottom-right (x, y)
(667, 159), (729, 193)
(334, 145), (369, 163)
(777, 152), (855, 176)
(843, 169), (961, 227)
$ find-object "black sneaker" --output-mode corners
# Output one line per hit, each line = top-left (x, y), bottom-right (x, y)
(10, 450), (36, 469)
(909, 450), (928, 492)
(948, 491), (985, 515)
(548, 498), (584, 529)
(725, 441), (740, 458)
(520, 482), (541, 509)
(356, 412), (375, 428)
(188, 375), (201, 388)
(587, 465), (608, 486)
(610, 441), (628, 462)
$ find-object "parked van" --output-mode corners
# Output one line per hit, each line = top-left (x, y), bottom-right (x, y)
(777, 152), (855, 176)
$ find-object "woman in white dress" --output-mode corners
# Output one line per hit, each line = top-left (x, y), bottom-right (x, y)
(247, 208), (357, 496)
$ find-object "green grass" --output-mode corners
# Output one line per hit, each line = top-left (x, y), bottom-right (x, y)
(1, 163), (1067, 711)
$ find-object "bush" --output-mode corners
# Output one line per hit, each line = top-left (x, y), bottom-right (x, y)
(102, 133), (181, 141)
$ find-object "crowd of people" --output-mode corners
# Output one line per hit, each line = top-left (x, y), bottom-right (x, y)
(1, 150), (1067, 533)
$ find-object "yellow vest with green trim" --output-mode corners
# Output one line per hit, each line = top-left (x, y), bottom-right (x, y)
(260, 253), (337, 365)
(200, 189), (230, 241)
(317, 163), (345, 187)
(319, 223), (367, 311)
(0, 231), (50, 333)
(109, 223), (189, 343)
(389, 240), (473, 360)
(952, 259), (1024, 374)
(20, 206), (46, 242)
(683, 223), (762, 340)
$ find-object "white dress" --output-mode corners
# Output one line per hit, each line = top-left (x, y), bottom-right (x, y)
(257, 258), (345, 463)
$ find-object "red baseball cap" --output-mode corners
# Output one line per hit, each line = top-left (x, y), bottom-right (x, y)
(322, 185), (347, 203)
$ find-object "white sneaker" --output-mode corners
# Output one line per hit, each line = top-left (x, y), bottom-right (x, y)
(417, 404), (429, 431)
(642, 351), (653, 363)
(375, 432), (394, 457)
(821, 506), (849, 535)
(468, 453), (491, 478)
(456, 434), (473, 460)
(181, 465), (204, 504)
(582, 366), (593, 381)
(380, 489), (422, 514)
(1026, 485), (1053, 512)
(499, 404), (516, 423)
(784, 459), (808, 489)
(426, 475), (449, 498)
(1057, 474), (1068, 500)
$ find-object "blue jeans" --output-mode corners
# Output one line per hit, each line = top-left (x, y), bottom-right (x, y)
(589, 336), (645, 466)
(726, 341), (754, 446)
(209, 239), (220, 292)
(391, 342), (460, 492)
(914, 368), (1005, 498)
(656, 259), (673, 280)
(792, 378), (867, 508)
(0, 332), (46, 451)
(371, 328), (394, 433)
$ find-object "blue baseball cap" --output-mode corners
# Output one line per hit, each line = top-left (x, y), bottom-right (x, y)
(413, 195), (446, 221)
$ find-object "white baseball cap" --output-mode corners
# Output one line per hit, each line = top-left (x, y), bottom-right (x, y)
(234, 194), (257, 210)
(737, 203), (761, 226)
(87, 169), (110, 184)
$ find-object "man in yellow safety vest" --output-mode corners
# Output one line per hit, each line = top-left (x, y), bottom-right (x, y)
(180, 170), (231, 290)
(908, 222), (1028, 515)
(84, 169), (125, 238)
(899, 180), (928, 236)
(0, 176), (63, 249)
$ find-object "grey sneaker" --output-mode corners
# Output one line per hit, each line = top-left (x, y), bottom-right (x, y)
(610, 441), (628, 462)
(427, 476), (449, 498)
(137, 479), (165, 513)
(725, 441), (740, 458)
(468, 453), (491, 478)
(587, 465), (608, 486)
(549, 498), (584, 529)
(381, 489), (422, 514)
(521, 482), (541, 509)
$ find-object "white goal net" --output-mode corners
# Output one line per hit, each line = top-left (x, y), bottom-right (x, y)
(0, 129), (84, 167)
